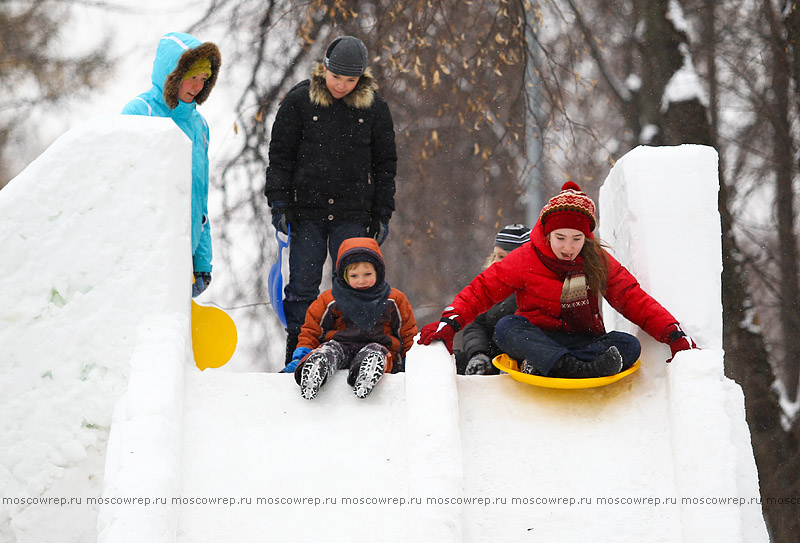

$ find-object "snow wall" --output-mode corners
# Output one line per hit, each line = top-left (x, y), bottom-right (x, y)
(0, 116), (192, 542)
(600, 146), (765, 542)
(0, 118), (769, 543)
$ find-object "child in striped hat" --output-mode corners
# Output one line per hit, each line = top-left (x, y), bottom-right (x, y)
(420, 182), (697, 378)
(456, 224), (531, 375)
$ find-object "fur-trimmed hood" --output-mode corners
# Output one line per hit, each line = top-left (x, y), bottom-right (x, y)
(151, 32), (221, 110)
(309, 62), (376, 109)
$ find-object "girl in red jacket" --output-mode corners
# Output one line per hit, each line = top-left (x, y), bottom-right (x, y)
(286, 237), (417, 399)
(418, 182), (696, 378)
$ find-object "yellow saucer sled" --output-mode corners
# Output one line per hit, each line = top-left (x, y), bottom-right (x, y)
(492, 353), (640, 389)
(191, 300), (238, 370)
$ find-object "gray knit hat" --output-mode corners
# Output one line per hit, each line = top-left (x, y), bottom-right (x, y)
(324, 36), (368, 77)
(494, 224), (531, 251)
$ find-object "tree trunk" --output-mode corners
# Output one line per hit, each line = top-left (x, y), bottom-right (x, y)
(786, 1), (800, 110)
(636, 0), (684, 144)
(774, 0), (800, 404)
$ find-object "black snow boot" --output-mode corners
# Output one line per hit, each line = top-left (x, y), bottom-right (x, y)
(520, 359), (543, 376)
(299, 351), (332, 400)
(465, 353), (500, 375)
(351, 348), (386, 399)
(296, 342), (343, 399)
(548, 346), (623, 378)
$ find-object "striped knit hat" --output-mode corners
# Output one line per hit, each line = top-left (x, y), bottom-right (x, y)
(324, 36), (368, 77)
(539, 181), (596, 236)
(494, 224), (531, 251)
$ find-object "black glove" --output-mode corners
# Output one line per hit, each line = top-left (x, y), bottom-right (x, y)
(192, 272), (212, 297)
(271, 203), (292, 235)
(369, 216), (390, 245)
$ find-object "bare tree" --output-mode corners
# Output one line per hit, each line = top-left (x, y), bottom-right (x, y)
(770, 0), (800, 404)
(714, 1), (800, 538)
(0, 2), (110, 188)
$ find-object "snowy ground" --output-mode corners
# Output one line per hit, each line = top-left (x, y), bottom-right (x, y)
(174, 345), (757, 543)
(0, 119), (768, 542)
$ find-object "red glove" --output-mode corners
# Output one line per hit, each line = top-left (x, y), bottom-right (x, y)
(418, 319), (460, 354)
(666, 324), (698, 362)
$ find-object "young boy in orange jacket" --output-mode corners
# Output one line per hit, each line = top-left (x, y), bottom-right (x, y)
(284, 237), (417, 399)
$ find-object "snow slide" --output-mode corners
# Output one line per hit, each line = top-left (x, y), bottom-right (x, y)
(0, 118), (768, 543)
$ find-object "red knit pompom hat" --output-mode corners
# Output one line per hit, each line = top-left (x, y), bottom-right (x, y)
(539, 181), (596, 236)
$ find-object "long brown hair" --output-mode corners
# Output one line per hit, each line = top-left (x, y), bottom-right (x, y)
(581, 237), (610, 295)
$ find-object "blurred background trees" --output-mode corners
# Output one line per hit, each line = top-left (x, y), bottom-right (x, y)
(0, 1), (110, 188)
(1, 0), (797, 539)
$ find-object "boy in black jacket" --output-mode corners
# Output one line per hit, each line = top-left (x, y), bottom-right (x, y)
(265, 35), (398, 366)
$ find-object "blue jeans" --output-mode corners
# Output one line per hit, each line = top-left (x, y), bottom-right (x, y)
(283, 219), (368, 332)
(493, 315), (641, 375)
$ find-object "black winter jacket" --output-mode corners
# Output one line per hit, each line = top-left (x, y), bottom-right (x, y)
(461, 295), (518, 360)
(264, 63), (397, 222)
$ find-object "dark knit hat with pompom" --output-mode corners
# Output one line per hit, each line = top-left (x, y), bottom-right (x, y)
(539, 181), (597, 236)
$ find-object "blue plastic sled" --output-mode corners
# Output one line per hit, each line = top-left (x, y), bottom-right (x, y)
(268, 225), (290, 327)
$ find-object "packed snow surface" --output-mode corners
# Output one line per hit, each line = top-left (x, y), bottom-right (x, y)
(0, 118), (768, 542)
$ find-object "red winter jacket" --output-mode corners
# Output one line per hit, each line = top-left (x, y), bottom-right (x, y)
(444, 222), (679, 344)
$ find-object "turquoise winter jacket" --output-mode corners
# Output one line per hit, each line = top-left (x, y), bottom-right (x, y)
(122, 32), (221, 273)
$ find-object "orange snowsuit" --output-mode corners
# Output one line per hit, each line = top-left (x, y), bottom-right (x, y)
(297, 237), (417, 372)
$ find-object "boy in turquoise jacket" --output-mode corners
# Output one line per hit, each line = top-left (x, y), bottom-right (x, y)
(122, 32), (221, 296)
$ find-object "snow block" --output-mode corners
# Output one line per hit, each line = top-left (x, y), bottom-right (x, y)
(176, 342), (467, 543)
(0, 115), (193, 543)
(97, 315), (189, 543)
(404, 341), (463, 542)
(599, 144), (722, 350)
(666, 350), (767, 543)
(601, 145), (768, 542)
